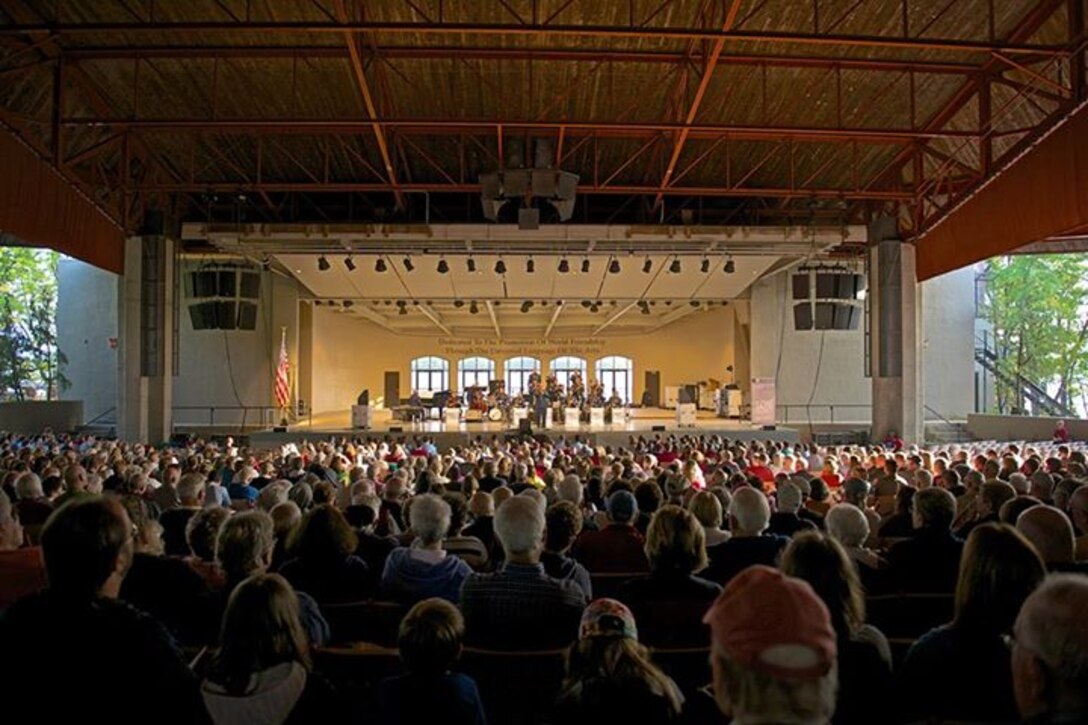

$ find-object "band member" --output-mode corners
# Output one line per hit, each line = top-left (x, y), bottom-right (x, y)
(532, 381), (550, 428)
(607, 389), (623, 408)
(408, 389), (422, 407)
(587, 379), (605, 408)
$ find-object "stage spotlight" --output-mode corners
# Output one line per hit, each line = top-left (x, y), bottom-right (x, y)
(403, 256), (414, 272)
(642, 258), (652, 274)
(437, 258), (449, 274)
(608, 258), (621, 274)
(495, 258), (507, 275)
(467, 257), (477, 272)
(700, 258), (710, 273)
(398, 306), (408, 315)
(520, 301), (533, 313)
(581, 258), (590, 274)
(526, 258), (535, 273)
(724, 258), (736, 274)
(469, 301), (479, 314)
(343, 300), (354, 308)
(344, 256), (356, 272)
(558, 258), (570, 273)
(638, 301), (650, 315)
(317, 256), (330, 272)
(375, 258), (387, 273)
(669, 258), (681, 274)
(454, 299), (465, 308)
(581, 300), (592, 308)
(690, 300), (701, 307)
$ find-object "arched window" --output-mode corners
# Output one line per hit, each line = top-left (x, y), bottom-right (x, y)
(458, 357), (495, 392)
(410, 356), (449, 393)
(550, 356), (587, 392)
(595, 356), (633, 405)
(504, 356), (541, 397)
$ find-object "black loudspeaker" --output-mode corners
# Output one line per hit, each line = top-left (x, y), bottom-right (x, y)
(190, 271), (218, 298)
(356, 390), (370, 405)
(272, 426), (287, 432)
(814, 302), (835, 330)
(189, 301), (216, 330)
(837, 274), (863, 299)
(518, 207), (540, 230)
(215, 301), (238, 330)
(239, 272), (261, 299)
(518, 419), (533, 435)
(217, 270), (237, 297)
(237, 302), (258, 330)
(792, 273), (810, 300)
(815, 273), (837, 298)
(652, 425), (667, 432)
(389, 426), (403, 433)
(834, 303), (862, 330)
(761, 425), (777, 431)
(793, 302), (813, 330)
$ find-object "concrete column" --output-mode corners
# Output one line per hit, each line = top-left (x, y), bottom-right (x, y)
(117, 236), (175, 442)
(869, 217), (923, 444)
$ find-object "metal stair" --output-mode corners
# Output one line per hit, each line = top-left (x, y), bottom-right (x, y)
(974, 343), (1074, 418)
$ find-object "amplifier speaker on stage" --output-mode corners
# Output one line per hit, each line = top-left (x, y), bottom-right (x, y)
(518, 419), (532, 435)
(652, 425), (666, 432)
(389, 426), (403, 433)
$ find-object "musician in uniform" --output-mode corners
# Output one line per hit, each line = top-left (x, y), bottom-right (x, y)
(532, 381), (550, 428)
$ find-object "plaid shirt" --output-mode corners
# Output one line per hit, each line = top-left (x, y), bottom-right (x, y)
(461, 562), (586, 650)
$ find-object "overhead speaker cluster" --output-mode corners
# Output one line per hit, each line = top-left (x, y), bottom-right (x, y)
(186, 264), (261, 331)
(791, 267), (865, 331)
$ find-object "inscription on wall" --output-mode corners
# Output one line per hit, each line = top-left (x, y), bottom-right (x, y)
(437, 337), (607, 358)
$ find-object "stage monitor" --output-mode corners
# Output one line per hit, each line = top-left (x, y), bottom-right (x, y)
(518, 419), (533, 435)
(792, 273), (810, 300)
(793, 302), (813, 330)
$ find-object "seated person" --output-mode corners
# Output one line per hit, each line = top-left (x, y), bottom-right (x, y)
(876, 485), (916, 540)
(183, 506), (230, 591)
(376, 598), (486, 725)
(0, 489), (46, 610)
(704, 487), (788, 586)
(541, 501), (593, 600)
(766, 482), (818, 538)
(159, 473), (206, 557)
(280, 505), (370, 603)
(554, 598), (684, 724)
(441, 493), (489, 571)
(202, 573), (342, 723)
(572, 490), (649, 573)
(618, 505), (722, 647)
(381, 494), (473, 605)
(0, 497), (206, 723)
(824, 504), (885, 592)
(461, 496), (586, 650)
(885, 487), (963, 593)
(1016, 504), (1085, 573)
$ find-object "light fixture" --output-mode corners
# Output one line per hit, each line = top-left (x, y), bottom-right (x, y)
(520, 301), (533, 313)
(317, 256), (330, 272)
(581, 300), (592, 308)
(638, 301), (650, 315)
(581, 258), (590, 274)
(469, 301), (479, 314)
(700, 258), (710, 273)
(437, 258), (449, 274)
(454, 299), (465, 308)
(558, 258), (570, 274)
(403, 256), (414, 272)
(467, 257), (477, 272)
(343, 300), (354, 308)
(495, 258), (507, 275)
(669, 258), (681, 274)
(690, 300), (701, 307)
(344, 256), (356, 272)
(724, 258), (736, 274)
(642, 258), (652, 274)
(608, 258), (621, 274)
(375, 258), (387, 273)
(526, 257), (535, 273)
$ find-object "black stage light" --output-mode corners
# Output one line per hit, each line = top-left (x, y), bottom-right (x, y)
(403, 257), (415, 272)
(669, 258), (681, 274)
(558, 258), (570, 273)
(642, 258), (652, 274)
(495, 259), (507, 275)
(701, 258), (710, 273)
(375, 258), (387, 273)
(467, 257), (477, 272)
(724, 259), (736, 274)
(608, 258), (621, 274)
(581, 258), (590, 274)
(526, 258), (535, 273)
(469, 301), (479, 314)
(344, 256), (356, 272)
(317, 256), (330, 271)
(437, 258), (449, 274)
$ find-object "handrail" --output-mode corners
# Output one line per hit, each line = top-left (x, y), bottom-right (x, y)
(923, 404), (959, 429)
(83, 406), (116, 426)
(775, 404), (872, 424)
(171, 405), (281, 430)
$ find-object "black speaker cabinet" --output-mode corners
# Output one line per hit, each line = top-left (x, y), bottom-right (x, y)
(792, 273), (810, 300)
(389, 426), (404, 433)
(518, 419), (533, 435)
(793, 302), (813, 330)
(652, 425), (666, 432)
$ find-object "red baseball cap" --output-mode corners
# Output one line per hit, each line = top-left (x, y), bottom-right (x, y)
(702, 565), (836, 681)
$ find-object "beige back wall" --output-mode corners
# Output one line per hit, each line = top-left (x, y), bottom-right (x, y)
(306, 304), (736, 414)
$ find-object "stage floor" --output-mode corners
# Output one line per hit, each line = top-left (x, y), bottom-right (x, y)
(248, 409), (799, 448)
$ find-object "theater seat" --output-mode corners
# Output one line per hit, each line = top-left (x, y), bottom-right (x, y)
(866, 593), (954, 639)
(312, 642), (404, 692)
(321, 599), (408, 647)
(588, 572), (638, 600)
(461, 646), (568, 725)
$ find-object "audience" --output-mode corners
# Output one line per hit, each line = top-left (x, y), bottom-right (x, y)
(704, 487), (787, 585)
(381, 493), (473, 605)
(0, 489), (45, 609)
(885, 487), (963, 592)
(541, 500), (593, 599)
(280, 504), (370, 603)
(1017, 504), (1082, 572)
(572, 489), (649, 573)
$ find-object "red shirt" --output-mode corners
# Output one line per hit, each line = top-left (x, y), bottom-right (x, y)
(572, 525), (649, 574)
(822, 473), (843, 489)
(0, 547), (46, 610)
(1054, 426), (1070, 443)
(746, 465), (775, 484)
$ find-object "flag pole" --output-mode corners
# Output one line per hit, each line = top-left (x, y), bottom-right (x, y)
(277, 326), (290, 426)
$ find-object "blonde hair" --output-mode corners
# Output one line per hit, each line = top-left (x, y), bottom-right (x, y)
(713, 646), (837, 724)
(645, 505), (707, 573)
(563, 636), (683, 715)
(689, 490), (723, 529)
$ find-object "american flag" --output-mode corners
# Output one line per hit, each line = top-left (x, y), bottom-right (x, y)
(274, 328), (291, 409)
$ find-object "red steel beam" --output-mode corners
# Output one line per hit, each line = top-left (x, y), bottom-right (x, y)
(60, 116), (979, 143)
(61, 44), (985, 75)
(0, 20), (1066, 56)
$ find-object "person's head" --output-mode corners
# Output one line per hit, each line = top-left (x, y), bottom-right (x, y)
(565, 598), (683, 717)
(824, 504), (870, 549)
(1031, 471), (1055, 502)
(1008, 472), (1030, 495)
(216, 510), (275, 583)
(185, 506), (230, 562)
(209, 573), (310, 696)
(270, 500), (302, 542)
(645, 505), (707, 574)
(704, 566), (838, 723)
(63, 465), (87, 493)
(1016, 505), (1075, 565)
(912, 487), (956, 531)
(288, 504), (357, 563)
(605, 489), (638, 525)
(689, 490), (723, 530)
(408, 493), (452, 548)
(467, 491), (494, 519)
(287, 482), (313, 511)
(841, 477), (870, 507)
(808, 477), (829, 503)
(780, 532), (865, 638)
(256, 481), (290, 512)
(1012, 574), (1088, 719)
(177, 472), (206, 507)
(729, 487), (770, 536)
(953, 523), (1044, 635)
(776, 482), (802, 514)
(0, 490), (23, 550)
(397, 597), (465, 677)
(977, 481), (1017, 518)
(634, 480), (664, 517)
(41, 496), (133, 599)
(492, 485), (513, 509)
(441, 492), (469, 536)
(1070, 486), (1088, 535)
(914, 469), (933, 490)
(14, 471), (43, 500)
(556, 474), (584, 506)
(545, 501), (583, 554)
(494, 495), (545, 560)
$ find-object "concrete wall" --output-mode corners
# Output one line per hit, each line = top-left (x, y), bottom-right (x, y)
(172, 265), (301, 428)
(304, 305), (738, 415)
(0, 401), (83, 433)
(921, 266), (976, 422)
(57, 258), (118, 424)
(967, 414), (1088, 442)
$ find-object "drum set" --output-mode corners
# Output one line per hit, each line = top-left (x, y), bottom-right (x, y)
(456, 373), (625, 427)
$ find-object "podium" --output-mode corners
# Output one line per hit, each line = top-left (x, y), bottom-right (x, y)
(564, 407), (581, 429)
(590, 407), (605, 426)
(676, 403), (697, 428)
(444, 407), (461, 426)
(545, 408), (554, 427)
(513, 407), (529, 427)
(351, 404), (373, 429)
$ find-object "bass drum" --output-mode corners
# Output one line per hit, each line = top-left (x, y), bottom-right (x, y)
(488, 407), (504, 422)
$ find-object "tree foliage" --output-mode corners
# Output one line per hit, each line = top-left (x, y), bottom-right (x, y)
(982, 254), (1088, 416)
(0, 247), (67, 401)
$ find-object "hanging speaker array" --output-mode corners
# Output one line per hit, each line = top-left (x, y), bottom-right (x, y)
(186, 265), (261, 331)
(791, 267), (865, 331)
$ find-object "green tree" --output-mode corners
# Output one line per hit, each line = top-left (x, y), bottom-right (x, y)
(982, 254), (1088, 416)
(0, 247), (67, 400)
